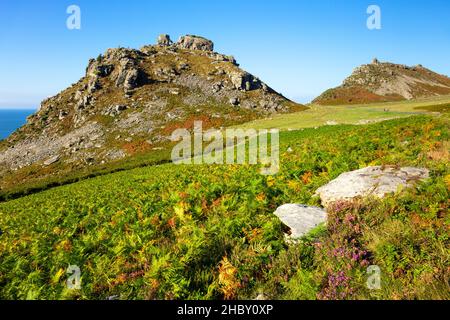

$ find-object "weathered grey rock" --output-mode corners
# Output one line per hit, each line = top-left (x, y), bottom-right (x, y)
(177, 35), (214, 51)
(315, 166), (430, 207)
(75, 94), (92, 110)
(123, 69), (139, 90)
(213, 54), (237, 65)
(274, 204), (327, 239)
(103, 104), (128, 117)
(43, 155), (60, 166)
(153, 66), (178, 81)
(229, 71), (263, 91)
(114, 57), (146, 92)
(87, 78), (101, 93)
(229, 97), (240, 106)
(86, 59), (114, 78)
(157, 34), (173, 47)
(105, 149), (126, 160)
(258, 99), (283, 112)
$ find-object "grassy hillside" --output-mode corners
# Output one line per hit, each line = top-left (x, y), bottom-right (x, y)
(312, 60), (450, 105)
(238, 95), (450, 131)
(3, 96), (447, 202)
(0, 115), (448, 300)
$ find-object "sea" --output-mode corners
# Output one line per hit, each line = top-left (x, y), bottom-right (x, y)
(0, 109), (36, 140)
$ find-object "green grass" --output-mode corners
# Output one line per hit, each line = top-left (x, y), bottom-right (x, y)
(0, 115), (448, 300)
(237, 95), (450, 131)
(0, 146), (173, 202)
(414, 104), (450, 113)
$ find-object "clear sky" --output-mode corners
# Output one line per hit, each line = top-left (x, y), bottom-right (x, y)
(1, 0), (449, 108)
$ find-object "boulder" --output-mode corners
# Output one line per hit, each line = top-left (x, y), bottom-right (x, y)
(157, 34), (173, 46)
(177, 35), (214, 51)
(214, 54), (238, 65)
(274, 204), (327, 239)
(315, 166), (429, 207)
(43, 155), (60, 166)
(229, 97), (240, 106)
(229, 71), (263, 91)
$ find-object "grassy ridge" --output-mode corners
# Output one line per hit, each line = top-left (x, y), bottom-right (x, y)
(0, 116), (448, 299)
(237, 95), (450, 131)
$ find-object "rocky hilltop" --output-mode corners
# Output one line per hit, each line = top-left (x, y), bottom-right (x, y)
(313, 59), (450, 105)
(0, 34), (304, 195)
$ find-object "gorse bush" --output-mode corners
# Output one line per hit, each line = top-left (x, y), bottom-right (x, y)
(0, 115), (448, 299)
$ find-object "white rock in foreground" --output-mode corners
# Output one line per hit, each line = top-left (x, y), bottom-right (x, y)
(315, 166), (429, 207)
(274, 204), (327, 239)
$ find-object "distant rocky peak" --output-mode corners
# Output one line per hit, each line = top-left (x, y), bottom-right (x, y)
(313, 59), (450, 105)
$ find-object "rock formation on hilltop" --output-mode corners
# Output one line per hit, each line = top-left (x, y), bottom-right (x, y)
(157, 34), (173, 46)
(177, 35), (214, 51)
(313, 59), (450, 105)
(0, 34), (304, 193)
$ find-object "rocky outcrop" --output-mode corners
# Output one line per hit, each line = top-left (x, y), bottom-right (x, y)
(315, 166), (430, 207)
(87, 59), (114, 78)
(229, 71), (266, 91)
(157, 34), (173, 46)
(115, 59), (145, 92)
(177, 35), (214, 51)
(274, 204), (327, 239)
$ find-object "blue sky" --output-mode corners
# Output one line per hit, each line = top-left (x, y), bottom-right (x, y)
(1, 0), (449, 108)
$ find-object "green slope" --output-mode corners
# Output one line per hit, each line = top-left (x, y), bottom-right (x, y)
(0, 116), (449, 300)
(237, 95), (450, 131)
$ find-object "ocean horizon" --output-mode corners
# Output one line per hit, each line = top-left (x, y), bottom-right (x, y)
(0, 108), (36, 140)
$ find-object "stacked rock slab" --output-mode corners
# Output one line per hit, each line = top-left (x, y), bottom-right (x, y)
(177, 35), (214, 51)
